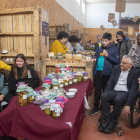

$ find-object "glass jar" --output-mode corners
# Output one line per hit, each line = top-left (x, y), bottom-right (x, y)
(64, 80), (69, 87)
(52, 111), (61, 119)
(16, 86), (27, 106)
(81, 75), (84, 81)
(83, 75), (88, 81)
(27, 96), (35, 103)
(77, 75), (82, 83)
(42, 83), (51, 91)
(73, 74), (78, 84)
(44, 108), (51, 115)
(69, 79), (73, 85)
(59, 81), (64, 88)
(52, 80), (59, 90)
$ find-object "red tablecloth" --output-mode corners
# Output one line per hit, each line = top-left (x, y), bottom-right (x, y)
(0, 79), (93, 140)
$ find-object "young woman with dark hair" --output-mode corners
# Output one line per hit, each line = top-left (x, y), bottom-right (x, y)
(8, 54), (40, 95)
(50, 31), (70, 56)
(66, 35), (80, 53)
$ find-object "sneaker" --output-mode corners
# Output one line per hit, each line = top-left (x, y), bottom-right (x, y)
(89, 107), (100, 116)
(1, 49), (8, 54)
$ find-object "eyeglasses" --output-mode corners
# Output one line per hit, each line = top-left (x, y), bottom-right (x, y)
(121, 61), (128, 65)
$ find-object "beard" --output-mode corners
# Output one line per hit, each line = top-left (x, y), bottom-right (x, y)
(138, 41), (140, 46)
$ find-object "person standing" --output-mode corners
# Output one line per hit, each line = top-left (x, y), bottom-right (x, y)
(89, 33), (119, 115)
(128, 34), (140, 73)
(95, 35), (102, 51)
(116, 31), (132, 61)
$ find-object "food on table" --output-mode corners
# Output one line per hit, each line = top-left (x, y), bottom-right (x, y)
(52, 80), (60, 90)
(42, 83), (51, 91)
(26, 87), (36, 103)
(63, 77), (69, 87)
(83, 72), (88, 81)
(16, 86), (27, 106)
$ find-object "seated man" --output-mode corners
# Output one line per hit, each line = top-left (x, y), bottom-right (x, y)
(99, 55), (139, 133)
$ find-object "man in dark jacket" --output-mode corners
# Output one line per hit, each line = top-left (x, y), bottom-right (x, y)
(89, 33), (119, 115)
(99, 55), (139, 133)
(95, 35), (102, 51)
(116, 31), (132, 61)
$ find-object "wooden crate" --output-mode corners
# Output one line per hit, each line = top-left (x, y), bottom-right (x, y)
(44, 59), (94, 82)
(49, 23), (71, 39)
(0, 6), (49, 60)
(71, 30), (80, 38)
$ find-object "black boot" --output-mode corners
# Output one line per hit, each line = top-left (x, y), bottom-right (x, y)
(104, 122), (116, 133)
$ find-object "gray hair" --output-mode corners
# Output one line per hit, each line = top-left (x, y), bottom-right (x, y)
(96, 35), (101, 39)
(122, 55), (134, 64)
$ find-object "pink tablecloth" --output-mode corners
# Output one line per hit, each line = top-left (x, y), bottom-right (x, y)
(0, 79), (93, 140)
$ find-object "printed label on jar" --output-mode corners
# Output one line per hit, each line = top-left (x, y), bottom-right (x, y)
(60, 84), (64, 88)
(69, 81), (72, 84)
(73, 79), (77, 82)
(23, 94), (27, 99)
(56, 112), (60, 116)
(84, 77), (88, 80)
(65, 83), (68, 86)
(54, 87), (58, 90)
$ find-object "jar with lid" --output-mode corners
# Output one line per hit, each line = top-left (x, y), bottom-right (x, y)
(16, 86), (27, 106)
(26, 87), (36, 103)
(52, 80), (60, 90)
(68, 76), (74, 85)
(58, 79), (64, 88)
(83, 72), (88, 81)
(77, 72), (82, 83)
(52, 104), (61, 119)
(42, 83), (51, 91)
(63, 77), (69, 87)
(73, 74), (78, 84)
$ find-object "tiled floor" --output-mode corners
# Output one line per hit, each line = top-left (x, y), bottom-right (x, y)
(78, 111), (140, 140)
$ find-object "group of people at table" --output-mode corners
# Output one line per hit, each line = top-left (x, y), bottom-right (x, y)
(0, 30), (140, 139)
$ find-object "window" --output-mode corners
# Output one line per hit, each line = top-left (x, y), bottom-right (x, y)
(82, 0), (85, 14)
(76, 0), (80, 6)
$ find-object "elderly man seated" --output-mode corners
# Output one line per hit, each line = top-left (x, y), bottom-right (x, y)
(99, 55), (139, 133)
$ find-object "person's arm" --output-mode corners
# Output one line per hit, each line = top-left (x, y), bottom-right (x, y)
(1, 73), (9, 96)
(0, 60), (11, 71)
(8, 70), (17, 92)
(28, 67), (40, 89)
(125, 70), (139, 107)
(104, 67), (116, 92)
(126, 40), (132, 54)
(76, 43), (83, 52)
(105, 47), (119, 65)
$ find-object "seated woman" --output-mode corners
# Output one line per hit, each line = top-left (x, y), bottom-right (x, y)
(66, 35), (79, 53)
(50, 31), (70, 56)
(75, 38), (84, 52)
(8, 54), (40, 95)
(0, 69), (13, 112)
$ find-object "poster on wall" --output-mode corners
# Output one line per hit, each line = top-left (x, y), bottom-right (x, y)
(108, 13), (115, 22)
(132, 16), (139, 23)
(111, 19), (118, 27)
(115, 0), (126, 12)
(128, 26), (135, 35)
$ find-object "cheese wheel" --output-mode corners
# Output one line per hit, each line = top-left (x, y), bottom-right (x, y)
(65, 54), (72, 60)
(73, 54), (82, 61)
